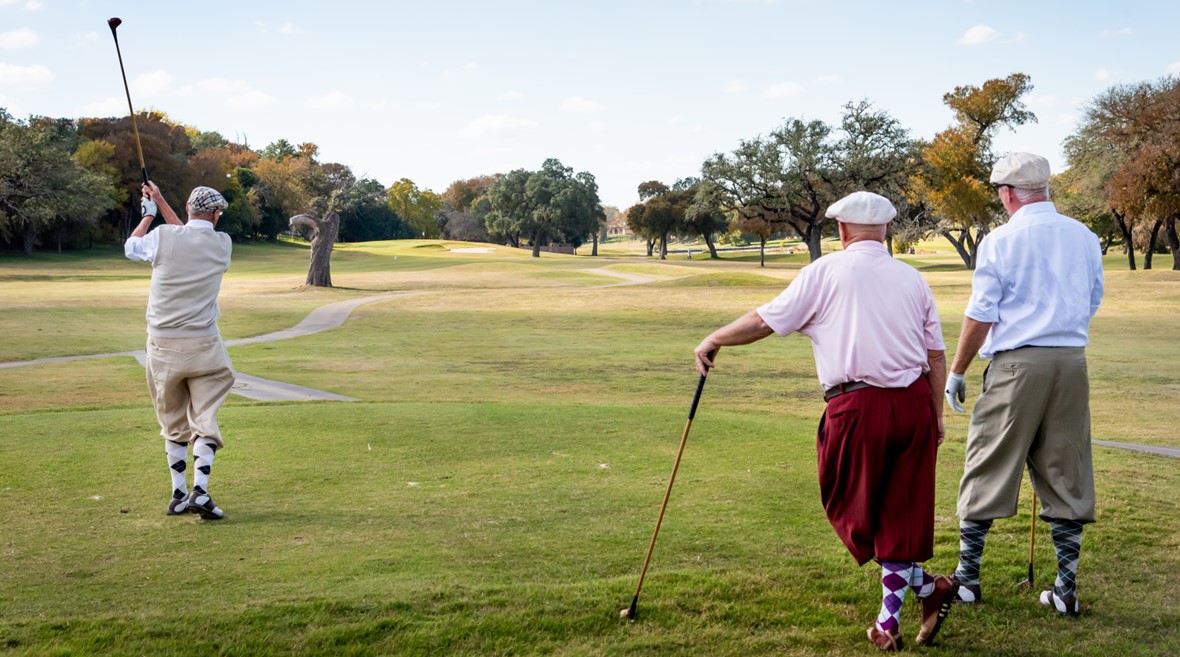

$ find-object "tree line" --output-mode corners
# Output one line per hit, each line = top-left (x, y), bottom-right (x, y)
(625, 73), (1180, 270)
(4, 71), (1179, 269)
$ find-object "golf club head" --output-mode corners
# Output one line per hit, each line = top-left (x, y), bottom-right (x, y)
(1017, 564), (1034, 587)
(107, 17), (122, 35)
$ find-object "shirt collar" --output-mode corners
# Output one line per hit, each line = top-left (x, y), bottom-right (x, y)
(1009, 201), (1056, 223)
(845, 240), (889, 254)
(187, 219), (215, 230)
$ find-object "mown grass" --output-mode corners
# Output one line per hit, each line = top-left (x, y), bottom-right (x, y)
(0, 238), (1177, 656)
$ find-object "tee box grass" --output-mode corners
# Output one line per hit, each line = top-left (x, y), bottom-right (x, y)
(0, 239), (1177, 656)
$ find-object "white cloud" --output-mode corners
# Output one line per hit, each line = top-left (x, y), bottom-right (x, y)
(813, 74), (843, 85)
(81, 32), (97, 44)
(279, 22), (302, 35)
(586, 120), (609, 131)
(1101, 27), (1134, 37)
(78, 96), (130, 117)
(181, 77), (252, 95)
(0, 27), (38, 49)
(306, 91), (354, 109)
(1025, 93), (1058, 109)
(362, 99), (399, 110)
(254, 21), (268, 33)
(722, 80), (748, 94)
(132, 70), (173, 97)
(1167, 61), (1180, 75)
(25, 0), (41, 9)
(957, 24), (999, 46)
(460, 114), (536, 138)
(497, 91), (523, 101)
(763, 81), (804, 98)
(442, 62), (477, 80)
(561, 96), (604, 113)
(224, 90), (275, 109)
(0, 61), (52, 86)
(667, 115), (683, 126)
(1095, 68), (1114, 81)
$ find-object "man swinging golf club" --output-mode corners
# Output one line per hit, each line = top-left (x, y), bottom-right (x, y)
(125, 182), (234, 520)
(694, 191), (957, 651)
(945, 153), (1104, 617)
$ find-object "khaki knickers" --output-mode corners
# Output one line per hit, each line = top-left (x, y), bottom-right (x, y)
(958, 347), (1095, 523)
(145, 335), (235, 449)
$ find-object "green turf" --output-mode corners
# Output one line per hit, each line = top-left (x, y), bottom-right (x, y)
(0, 239), (1178, 656)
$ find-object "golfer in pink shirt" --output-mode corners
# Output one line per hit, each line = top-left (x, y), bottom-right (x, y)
(694, 191), (955, 651)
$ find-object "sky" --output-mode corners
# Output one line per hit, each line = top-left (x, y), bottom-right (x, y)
(2, 0), (1179, 209)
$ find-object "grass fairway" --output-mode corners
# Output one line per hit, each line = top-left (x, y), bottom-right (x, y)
(1, 239), (1178, 656)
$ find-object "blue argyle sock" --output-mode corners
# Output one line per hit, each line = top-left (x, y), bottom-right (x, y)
(953, 519), (993, 585)
(1050, 520), (1083, 597)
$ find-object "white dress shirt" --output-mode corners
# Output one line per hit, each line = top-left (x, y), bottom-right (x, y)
(965, 202), (1104, 359)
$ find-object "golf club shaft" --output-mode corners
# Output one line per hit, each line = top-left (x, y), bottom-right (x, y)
(108, 20), (148, 185)
(629, 354), (713, 612)
(1027, 489), (1036, 583)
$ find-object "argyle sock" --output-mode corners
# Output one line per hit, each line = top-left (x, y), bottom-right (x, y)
(165, 440), (188, 499)
(1050, 520), (1083, 598)
(953, 519), (993, 585)
(909, 563), (936, 598)
(876, 561), (912, 633)
(192, 437), (218, 492)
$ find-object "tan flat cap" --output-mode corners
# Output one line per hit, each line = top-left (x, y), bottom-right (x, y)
(990, 152), (1051, 188)
(824, 191), (896, 225)
(187, 186), (229, 214)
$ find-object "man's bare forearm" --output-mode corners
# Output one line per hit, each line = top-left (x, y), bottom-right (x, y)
(950, 316), (993, 375)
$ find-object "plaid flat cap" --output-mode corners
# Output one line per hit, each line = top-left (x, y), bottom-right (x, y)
(187, 186), (229, 214)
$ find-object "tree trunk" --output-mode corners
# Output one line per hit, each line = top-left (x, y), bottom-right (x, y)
(591, 232), (598, 256)
(759, 236), (766, 268)
(886, 232), (894, 256)
(645, 238), (654, 257)
(1114, 211), (1135, 270)
(1165, 215), (1180, 271)
(22, 223), (35, 256)
(1144, 218), (1163, 270)
(705, 233), (719, 259)
(1100, 226), (1114, 255)
(290, 213), (339, 287)
(658, 234), (667, 260)
(939, 226), (982, 269)
(804, 228), (822, 262)
(531, 228), (542, 258)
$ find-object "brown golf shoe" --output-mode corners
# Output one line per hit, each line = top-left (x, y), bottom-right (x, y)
(867, 625), (903, 652)
(915, 575), (958, 646)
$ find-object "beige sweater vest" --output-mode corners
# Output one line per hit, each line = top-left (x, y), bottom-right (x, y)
(146, 224), (233, 338)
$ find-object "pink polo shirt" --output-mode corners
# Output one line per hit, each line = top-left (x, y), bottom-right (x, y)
(757, 241), (944, 391)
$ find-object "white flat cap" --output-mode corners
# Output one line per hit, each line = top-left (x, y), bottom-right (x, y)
(990, 152), (1051, 188)
(824, 191), (896, 225)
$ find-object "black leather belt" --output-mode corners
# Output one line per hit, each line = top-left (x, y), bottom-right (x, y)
(824, 380), (872, 401)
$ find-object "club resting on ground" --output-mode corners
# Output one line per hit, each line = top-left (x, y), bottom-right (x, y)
(107, 17), (149, 185)
(620, 351), (714, 621)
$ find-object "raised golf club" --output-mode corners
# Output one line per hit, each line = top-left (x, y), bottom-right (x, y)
(620, 351), (714, 621)
(107, 17), (149, 185)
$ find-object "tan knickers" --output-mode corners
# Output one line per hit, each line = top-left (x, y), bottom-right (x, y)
(144, 335), (235, 448)
(958, 347), (1096, 523)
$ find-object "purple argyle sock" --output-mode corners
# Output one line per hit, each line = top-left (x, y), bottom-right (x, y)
(909, 564), (936, 598)
(876, 561), (912, 633)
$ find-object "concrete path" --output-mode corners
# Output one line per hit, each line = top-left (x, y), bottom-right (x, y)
(1093, 440), (1180, 459)
(0, 293), (419, 402)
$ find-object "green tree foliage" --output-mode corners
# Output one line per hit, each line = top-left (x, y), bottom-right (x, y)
(339, 178), (413, 242)
(0, 111), (116, 255)
(625, 180), (694, 259)
(439, 175), (498, 242)
(387, 178), (444, 238)
(484, 159), (604, 257)
(908, 73), (1037, 268)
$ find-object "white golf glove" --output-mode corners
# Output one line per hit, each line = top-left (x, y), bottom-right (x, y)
(945, 372), (966, 413)
(140, 195), (158, 219)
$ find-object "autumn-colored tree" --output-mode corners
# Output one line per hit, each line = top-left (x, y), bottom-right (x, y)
(387, 178), (444, 238)
(909, 73), (1037, 268)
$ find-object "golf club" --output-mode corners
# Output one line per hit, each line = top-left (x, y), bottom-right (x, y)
(1018, 488), (1037, 587)
(107, 17), (149, 185)
(620, 351), (715, 621)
